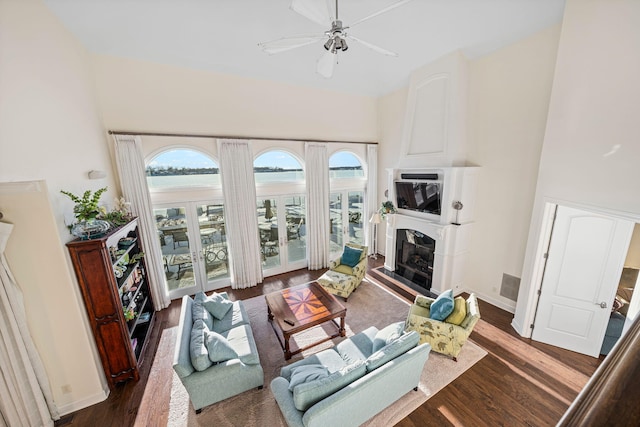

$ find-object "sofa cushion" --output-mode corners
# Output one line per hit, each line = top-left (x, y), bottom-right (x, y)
(213, 300), (250, 333)
(341, 245), (363, 268)
(192, 294), (214, 330)
(365, 330), (419, 372)
(445, 296), (467, 325)
(280, 349), (346, 380)
(190, 319), (213, 371)
(372, 321), (405, 353)
(204, 329), (238, 363)
(287, 364), (330, 391)
(203, 292), (234, 320)
(429, 289), (455, 321)
(220, 324), (261, 365)
(293, 360), (366, 411)
(336, 326), (377, 363)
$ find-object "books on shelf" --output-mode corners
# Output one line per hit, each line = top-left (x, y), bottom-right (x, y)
(138, 312), (151, 323)
(131, 338), (138, 352)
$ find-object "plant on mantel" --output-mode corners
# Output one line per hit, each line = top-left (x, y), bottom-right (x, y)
(379, 201), (397, 219)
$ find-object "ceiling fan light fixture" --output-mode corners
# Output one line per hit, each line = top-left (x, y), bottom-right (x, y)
(340, 37), (348, 52)
(324, 38), (334, 51)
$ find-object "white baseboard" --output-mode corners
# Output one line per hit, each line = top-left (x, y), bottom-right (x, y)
(57, 385), (109, 416)
(463, 289), (517, 314)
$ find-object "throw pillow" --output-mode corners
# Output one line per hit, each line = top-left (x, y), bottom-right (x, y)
(190, 319), (213, 371)
(445, 296), (467, 325)
(365, 330), (419, 373)
(429, 289), (455, 321)
(372, 321), (405, 352)
(204, 329), (239, 363)
(203, 292), (234, 320)
(192, 299), (214, 330)
(287, 364), (330, 391)
(341, 245), (362, 268)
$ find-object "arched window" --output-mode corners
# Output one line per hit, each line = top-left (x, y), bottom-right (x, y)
(329, 151), (364, 179)
(254, 150), (304, 183)
(146, 149), (219, 189)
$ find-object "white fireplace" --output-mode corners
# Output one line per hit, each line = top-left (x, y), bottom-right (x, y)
(383, 167), (477, 294)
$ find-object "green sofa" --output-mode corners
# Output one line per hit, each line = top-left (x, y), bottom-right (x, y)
(271, 322), (431, 427)
(172, 293), (264, 412)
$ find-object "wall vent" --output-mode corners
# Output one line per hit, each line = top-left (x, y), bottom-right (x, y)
(500, 273), (520, 301)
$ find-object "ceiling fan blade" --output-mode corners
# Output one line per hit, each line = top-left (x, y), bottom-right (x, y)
(290, 0), (332, 27)
(348, 35), (398, 57)
(348, 0), (414, 28)
(316, 50), (337, 78)
(258, 34), (325, 55)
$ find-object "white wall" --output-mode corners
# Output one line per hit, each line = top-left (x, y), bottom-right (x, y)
(0, 0), (116, 414)
(376, 26), (561, 308)
(514, 0), (640, 334)
(465, 25), (561, 310)
(91, 55), (378, 143)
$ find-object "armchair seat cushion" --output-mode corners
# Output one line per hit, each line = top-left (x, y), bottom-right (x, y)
(332, 264), (355, 275)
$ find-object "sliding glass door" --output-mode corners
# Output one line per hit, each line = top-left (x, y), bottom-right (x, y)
(154, 201), (229, 299)
(329, 190), (364, 258)
(258, 195), (307, 276)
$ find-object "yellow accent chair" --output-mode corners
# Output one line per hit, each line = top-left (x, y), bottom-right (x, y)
(317, 243), (368, 302)
(404, 293), (480, 361)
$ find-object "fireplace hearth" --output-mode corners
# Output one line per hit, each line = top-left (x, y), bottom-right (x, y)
(395, 229), (435, 291)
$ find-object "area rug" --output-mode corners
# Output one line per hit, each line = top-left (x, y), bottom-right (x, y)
(144, 279), (486, 426)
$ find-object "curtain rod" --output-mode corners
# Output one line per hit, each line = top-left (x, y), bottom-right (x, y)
(107, 130), (377, 145)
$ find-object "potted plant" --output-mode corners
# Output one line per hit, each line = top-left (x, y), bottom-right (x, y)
(379, 201), (397, 218)
(61, 187), (111, 239)
(99, 196), (133, 227)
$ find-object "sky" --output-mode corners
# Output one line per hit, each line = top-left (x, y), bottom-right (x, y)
(148, 149), (363, 169)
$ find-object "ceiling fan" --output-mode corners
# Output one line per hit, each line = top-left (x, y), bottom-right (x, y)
(258, 0), (414, 78)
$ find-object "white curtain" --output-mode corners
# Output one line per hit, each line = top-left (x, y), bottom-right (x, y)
(218, 139), (263, 289)
(366, 144), (378, 256)
(0, 222), (59, 427)
(113, 134), (170, 310)
(305, 143), (330, 269)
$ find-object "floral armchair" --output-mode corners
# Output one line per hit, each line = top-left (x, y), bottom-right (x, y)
(405, 293), (480, 361)
(317, 243), (368, 301)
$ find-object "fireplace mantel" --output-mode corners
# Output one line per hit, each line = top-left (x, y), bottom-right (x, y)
(383, 167), (477, 294)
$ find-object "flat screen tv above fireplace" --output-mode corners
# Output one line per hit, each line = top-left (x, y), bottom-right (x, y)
(395, 181), (442, 215)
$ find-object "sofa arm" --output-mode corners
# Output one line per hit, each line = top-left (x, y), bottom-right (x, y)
(329, 258), (341, 270)
(352, 258), (367, 280)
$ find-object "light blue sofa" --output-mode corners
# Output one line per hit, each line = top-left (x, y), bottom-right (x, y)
(271, 323), (431, 427)
(173, 293), (264, 413)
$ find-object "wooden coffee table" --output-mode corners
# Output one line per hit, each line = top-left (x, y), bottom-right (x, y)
(265, 282), (347, 360)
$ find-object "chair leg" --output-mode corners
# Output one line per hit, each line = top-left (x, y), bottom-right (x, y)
(413, 386), (418, 391)
(258, 385), (264, 390)
(195, 408), (202, 414)
(452, 357), (457, 362)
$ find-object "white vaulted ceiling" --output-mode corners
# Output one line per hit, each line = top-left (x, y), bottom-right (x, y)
(42, 0), (565, 97)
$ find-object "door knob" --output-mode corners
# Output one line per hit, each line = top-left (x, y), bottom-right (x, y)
(596, 301), (607, 309)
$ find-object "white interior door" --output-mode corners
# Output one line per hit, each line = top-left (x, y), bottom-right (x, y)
(532, 205), (634, 357)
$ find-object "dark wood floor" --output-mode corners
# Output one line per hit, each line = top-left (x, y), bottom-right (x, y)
(56, 257), (600, 427)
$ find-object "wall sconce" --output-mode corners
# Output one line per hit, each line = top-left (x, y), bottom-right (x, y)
(88, 170), (107, 180)
(452, 200), (463, 226)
